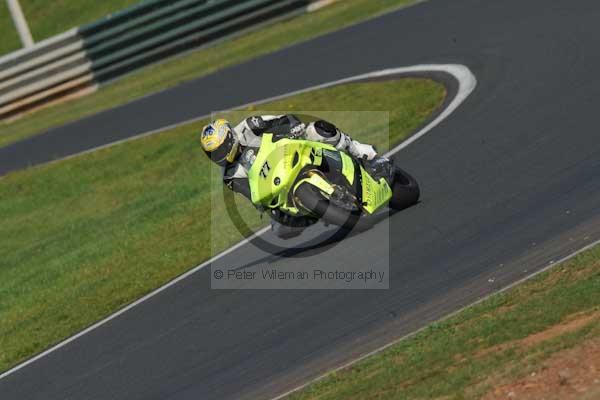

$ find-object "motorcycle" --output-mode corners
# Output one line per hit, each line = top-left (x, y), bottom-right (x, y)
(247, 133), (420, 229)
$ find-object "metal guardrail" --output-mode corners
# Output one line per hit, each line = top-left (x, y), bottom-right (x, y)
(0, 0), (311, 120)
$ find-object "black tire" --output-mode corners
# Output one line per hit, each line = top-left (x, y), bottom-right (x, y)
(389, 167), (420, 210)
(294, 183), (361, 229)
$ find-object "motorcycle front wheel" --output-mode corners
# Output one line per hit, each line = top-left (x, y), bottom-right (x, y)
(388, 167), (420, 210)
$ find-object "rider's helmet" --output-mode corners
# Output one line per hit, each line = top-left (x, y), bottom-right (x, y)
(200, 119), (239, 166)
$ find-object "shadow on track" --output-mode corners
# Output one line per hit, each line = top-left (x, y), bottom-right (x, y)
(237, 207), (406, 268)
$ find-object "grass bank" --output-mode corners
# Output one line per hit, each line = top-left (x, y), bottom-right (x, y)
(0, 0), (138, 56)
(287, 246), (600, 399)
(0, 0), (419, 148)
(0, 78), (445, 374)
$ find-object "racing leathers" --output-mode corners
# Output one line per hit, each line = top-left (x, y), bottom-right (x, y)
(222, 114), (377, 238)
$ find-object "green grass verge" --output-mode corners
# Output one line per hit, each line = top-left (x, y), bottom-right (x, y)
(0, 0), (419, 148)
(0, 78), (445, 374)
(0, 0), (138, 56)
(286, 250), (600, 399)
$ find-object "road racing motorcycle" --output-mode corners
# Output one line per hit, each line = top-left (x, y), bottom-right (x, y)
(247, 133), (420, 230)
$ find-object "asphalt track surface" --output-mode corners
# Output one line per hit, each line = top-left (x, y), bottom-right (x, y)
(3, 1), (600, 399)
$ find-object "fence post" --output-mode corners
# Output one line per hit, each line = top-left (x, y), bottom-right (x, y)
(6, 0), (34, 48)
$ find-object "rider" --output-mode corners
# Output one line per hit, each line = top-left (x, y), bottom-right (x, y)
(200, 115), (379, 238)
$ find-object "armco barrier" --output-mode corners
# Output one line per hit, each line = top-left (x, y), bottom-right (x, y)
(0, 0), (312, 120)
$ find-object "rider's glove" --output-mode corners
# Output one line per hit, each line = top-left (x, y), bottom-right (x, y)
(363, 156), (394, 182)
(349, 140), (377, 160)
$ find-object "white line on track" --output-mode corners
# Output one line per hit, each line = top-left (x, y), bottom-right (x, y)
(34, 64), (474, 168)
(268, 237), (600, 400)
(0, 64), (476, 381)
